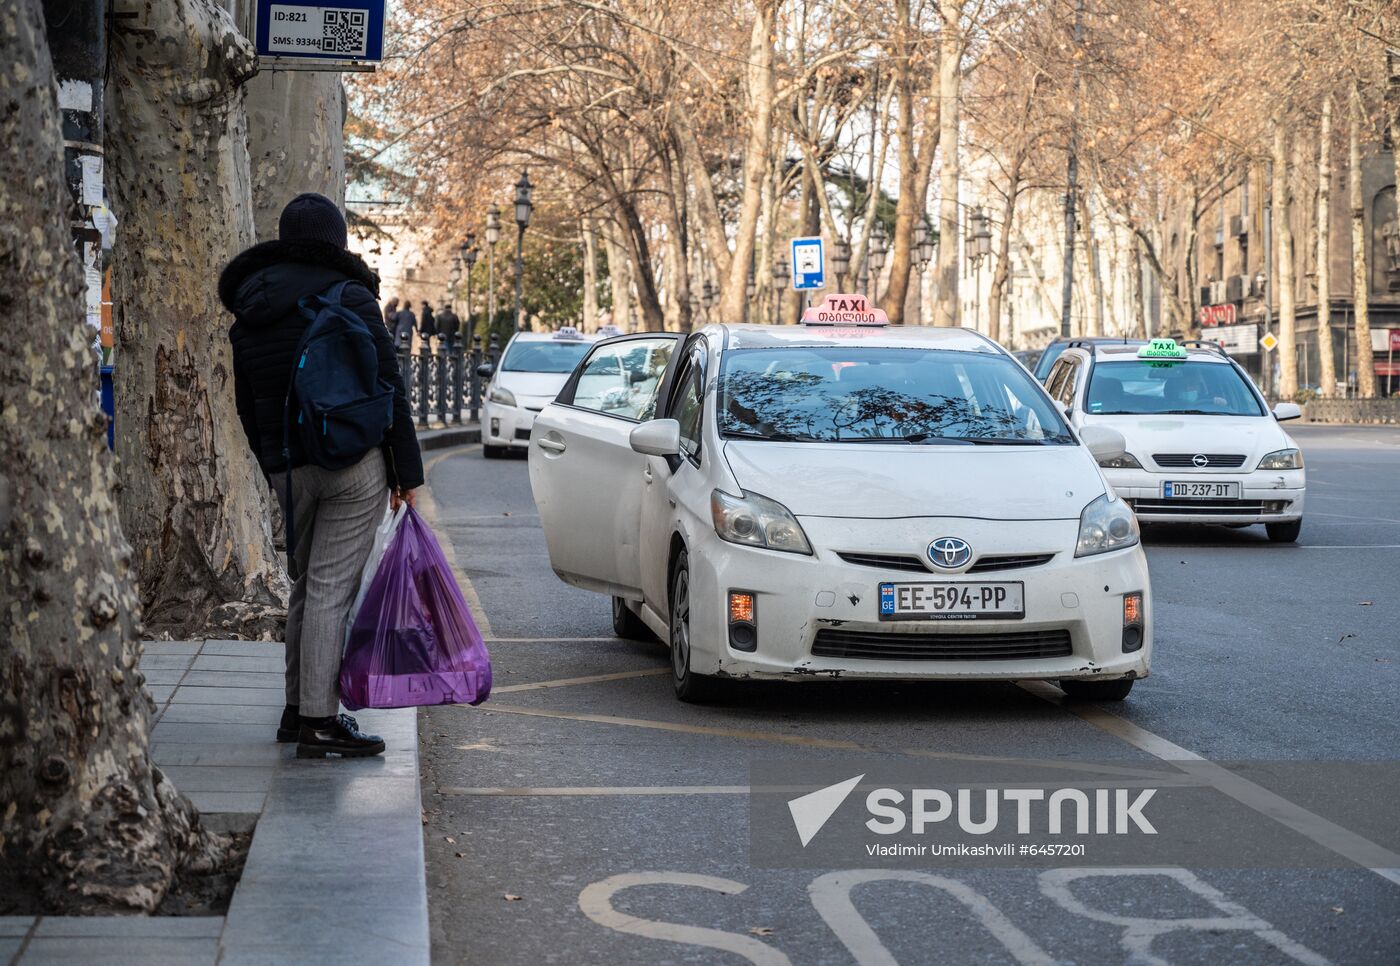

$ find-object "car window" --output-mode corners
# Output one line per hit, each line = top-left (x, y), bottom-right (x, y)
(501, 339), (592, 373)
(717, 347), (1073, 443)
(670, 349), (706, 460)
(570, 337), (676, 420)
(1086, 360), (1265, 416)
(1053, 358), (1081, 408)
(1034, 341), (1068, 381)
(1045, 360), (1069, 400)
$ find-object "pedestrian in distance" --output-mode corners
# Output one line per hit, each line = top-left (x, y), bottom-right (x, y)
(392, 296), (416, 349)
(437, 300), (460, 349)
(419, 300), (438, 348)
(219, 191), (424, 760)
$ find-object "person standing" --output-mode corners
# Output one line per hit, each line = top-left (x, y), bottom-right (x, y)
(219, 192), (424, 759)
(418, 300), (438, 349)
(391, 296), (416, 349)
(437, 300), (460, 348)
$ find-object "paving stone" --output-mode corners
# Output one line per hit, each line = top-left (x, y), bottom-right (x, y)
(158, 703), (282, 726)
(136, 654), (197, 671)
(138, 670), (187, 685)
(19, 937), (218, 965)
(161, 765), (275, 793)
(181, 670), (286, 690)
(145, 685), (175, 704)
(33, 917), (223, 938)
(168, 686), (284, 706)
(151, 744), (290, 767)
(0, 916), (34, 937)
(200, 641), (284, 658)
(0, 939), (22, 961)
(186, 791), (266, 814)
(149, 722), (273, 745)
(191, 655), (285, 673)
(140, 641), (203, 655)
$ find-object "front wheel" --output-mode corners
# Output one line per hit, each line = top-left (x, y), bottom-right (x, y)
(669, 550), (726, 703)
(483, 443), (508, 459)
(1060, 678), (1134, 701)
(1266, 519), (1302, 543)
(612, 596), (653, 641)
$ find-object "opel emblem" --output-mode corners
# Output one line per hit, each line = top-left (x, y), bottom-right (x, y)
(1192, 454), (1209, 467)
(928, 537), (973, 570)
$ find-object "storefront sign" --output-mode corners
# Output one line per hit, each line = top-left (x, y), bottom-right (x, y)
(1198, 304), (1237, 328)
(1206, 323), (1259, 355)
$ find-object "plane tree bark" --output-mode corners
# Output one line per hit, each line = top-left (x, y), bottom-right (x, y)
(107, 0), (288, 637)
(0, 0), (226, 912)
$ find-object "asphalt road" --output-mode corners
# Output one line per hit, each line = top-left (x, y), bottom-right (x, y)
(418, 423), (1399, 965)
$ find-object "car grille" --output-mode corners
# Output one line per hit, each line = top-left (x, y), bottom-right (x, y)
(836, 552), (1055, 574)
(812, 628), (1073, 661)
(1152, 453), (1247, 468)
(1129, 498), (1288, 516)
(967, 553), (1055, 573)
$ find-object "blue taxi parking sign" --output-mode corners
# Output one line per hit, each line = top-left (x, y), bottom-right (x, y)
(255, 0), (385, 64)
(791, 236), (825, 291)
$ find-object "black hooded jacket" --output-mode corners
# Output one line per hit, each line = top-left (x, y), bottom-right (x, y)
(218, 239), (424, 489)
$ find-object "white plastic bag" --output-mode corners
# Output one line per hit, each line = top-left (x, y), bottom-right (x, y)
(345, 501), (408, 642)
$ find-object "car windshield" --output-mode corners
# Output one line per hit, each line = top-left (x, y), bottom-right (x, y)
(1086, 360), (1265, 416)
(501, 339), (592, 373)
(717, 347), (1073, 444)
(1033, 341), (1068, 380)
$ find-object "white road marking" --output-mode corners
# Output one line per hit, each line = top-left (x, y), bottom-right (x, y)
(1039, 868), (1331, 966)
(442, 785), (750, 796)
(579, 873), (792, 966)
(491, 668), (669, 693)
(809, 870), (1054, 966)
(1020, 681), (1400, 887)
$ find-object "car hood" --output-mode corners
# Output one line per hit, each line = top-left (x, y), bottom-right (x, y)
(495, 371), (571, 405)
(722, 441), (1104, 520)
(1082, 414), (1285, 462)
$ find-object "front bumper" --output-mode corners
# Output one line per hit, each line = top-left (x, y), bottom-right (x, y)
(1104, 467), (1305, 524)
(685, 516), (1151, 684)
(483, 400), (541, 449)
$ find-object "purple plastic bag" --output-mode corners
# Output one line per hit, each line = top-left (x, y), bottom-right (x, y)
(339, 506), (491, 710)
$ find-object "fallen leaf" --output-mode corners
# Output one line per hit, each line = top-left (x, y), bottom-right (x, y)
(504, 894), (524, 901)
(1338, 633), (1355, 644)
(1330, 906), (1344, 914)
(421, 810), (429, 826)
(455, 852), (466, 858)
(749, 927), (774, 937)
(445, 836), (456, 844)
(1359, 601), (1372, 606)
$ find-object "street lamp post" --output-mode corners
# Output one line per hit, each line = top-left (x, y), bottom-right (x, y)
(459, 233), (477, 344)
(833, 238), (851, 292)
(772, 256), (789, 325)
(512, 171), (533, 332)
(485, 205), (502, 331)
(968, 207), (993, 331)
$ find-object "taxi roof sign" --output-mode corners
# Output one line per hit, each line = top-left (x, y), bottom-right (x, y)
(1137, 337), (1187, 361)
(800, 293), (888, 326)
(553, 325), (584, 340)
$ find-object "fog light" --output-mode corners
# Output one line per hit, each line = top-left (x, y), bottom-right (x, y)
(728, 591), (757, 652)
(491, 417), (500, 436)
(1122, 592), (1144, 653)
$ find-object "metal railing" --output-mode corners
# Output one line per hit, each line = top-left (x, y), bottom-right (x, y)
(400, 334), (491, 429)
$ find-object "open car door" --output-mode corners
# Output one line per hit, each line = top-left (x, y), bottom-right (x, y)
(527, 333), (683, 598)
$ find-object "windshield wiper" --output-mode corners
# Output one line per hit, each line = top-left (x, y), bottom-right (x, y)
(722, 429), (818, 442)
(1159, 409), (1225, 416)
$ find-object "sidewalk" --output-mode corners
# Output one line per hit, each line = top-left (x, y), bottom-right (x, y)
(418, 419), (480, 452)
(0, 640), (429, 965)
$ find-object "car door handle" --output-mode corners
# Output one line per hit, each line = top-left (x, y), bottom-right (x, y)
(536, 436), (566, 454)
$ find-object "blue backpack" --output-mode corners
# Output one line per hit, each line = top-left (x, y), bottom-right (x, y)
(281, 281), (395, 549)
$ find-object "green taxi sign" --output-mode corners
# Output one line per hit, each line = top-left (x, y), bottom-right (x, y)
(1138, 338), (1187, 364)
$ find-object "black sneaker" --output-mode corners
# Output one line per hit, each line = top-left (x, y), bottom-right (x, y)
(279, 706), (359, 743)
(295, 713), (385, 759)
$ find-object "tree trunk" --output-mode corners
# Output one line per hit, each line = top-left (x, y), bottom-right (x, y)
(1082, 194), (1105, 337)
(932, 0), (963, 327)
(671, 111), (732, 295)
(582, 218), (599, 331)
(879, 0), (917, 322)
(1130, 234), (1147, 339)
(985, 154), (1023, 345)
(244, 73), (345, 241)
(718, 0), (776, 323)
(107, 0), (287, 638)
(603, 219), (632, 331)
(1, 0), (227, 912)
(1350, 87), (1377, 398)
(1273, 122), (1298, 400)
(1316, 95), (1336, 398)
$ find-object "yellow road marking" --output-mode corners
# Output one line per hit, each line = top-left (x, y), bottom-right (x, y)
(419, 445), (494, 639)
(441, 785), (751, 796)
(477, 704), (869, 750)
(492, 668), (669, 693)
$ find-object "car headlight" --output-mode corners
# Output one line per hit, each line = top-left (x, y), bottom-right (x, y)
(1075, 492), (1140, 558)
(711, 489), (812, 555)
(1097, 452), (1142, 469)
(487, 385), (517, 407)
(1257, 448), (1303, 470)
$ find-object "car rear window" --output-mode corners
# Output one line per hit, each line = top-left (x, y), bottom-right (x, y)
(501, 340), (592, 373)
(1086, 360), (1265, 416)
(717, 347), (1073, 444)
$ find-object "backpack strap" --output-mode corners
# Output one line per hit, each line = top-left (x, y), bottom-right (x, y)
(296, 279), (353, 321)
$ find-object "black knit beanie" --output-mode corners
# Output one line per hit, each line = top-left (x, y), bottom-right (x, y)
(278, 192), (348, 249)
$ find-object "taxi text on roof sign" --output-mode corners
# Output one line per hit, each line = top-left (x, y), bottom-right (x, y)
(800, 293), (889, 326)
(1137, 337), (1186, 361)
(553, 325), (584, 340)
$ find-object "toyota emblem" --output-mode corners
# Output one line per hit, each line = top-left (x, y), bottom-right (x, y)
(928, 537), (973, 569)
(1192, 454), (1209, 467)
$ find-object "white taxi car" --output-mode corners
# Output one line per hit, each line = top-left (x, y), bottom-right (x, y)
(1043, 338), (1305, 542)
(480, 327), (599, 457)
(528, 297), (1152, 703)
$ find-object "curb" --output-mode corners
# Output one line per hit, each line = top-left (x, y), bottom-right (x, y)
(418, 425), (481, 451)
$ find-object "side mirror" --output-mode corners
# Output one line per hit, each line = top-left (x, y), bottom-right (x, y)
(629, 418), (682, 458)
(476, 363), (494, 378)
(1079, 424), (1127, 463)
(1272, 402), (1302, 421)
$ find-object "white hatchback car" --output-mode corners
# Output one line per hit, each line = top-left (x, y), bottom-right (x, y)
(528, 317), (1153, 703)
(480, 328), (598, 457)
(1043, 339), (1305, 542)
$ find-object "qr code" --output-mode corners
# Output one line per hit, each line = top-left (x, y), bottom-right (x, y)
(321, 9), (367, 55)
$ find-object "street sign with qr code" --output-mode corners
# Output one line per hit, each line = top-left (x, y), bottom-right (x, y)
(255, 0), (384, 64)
